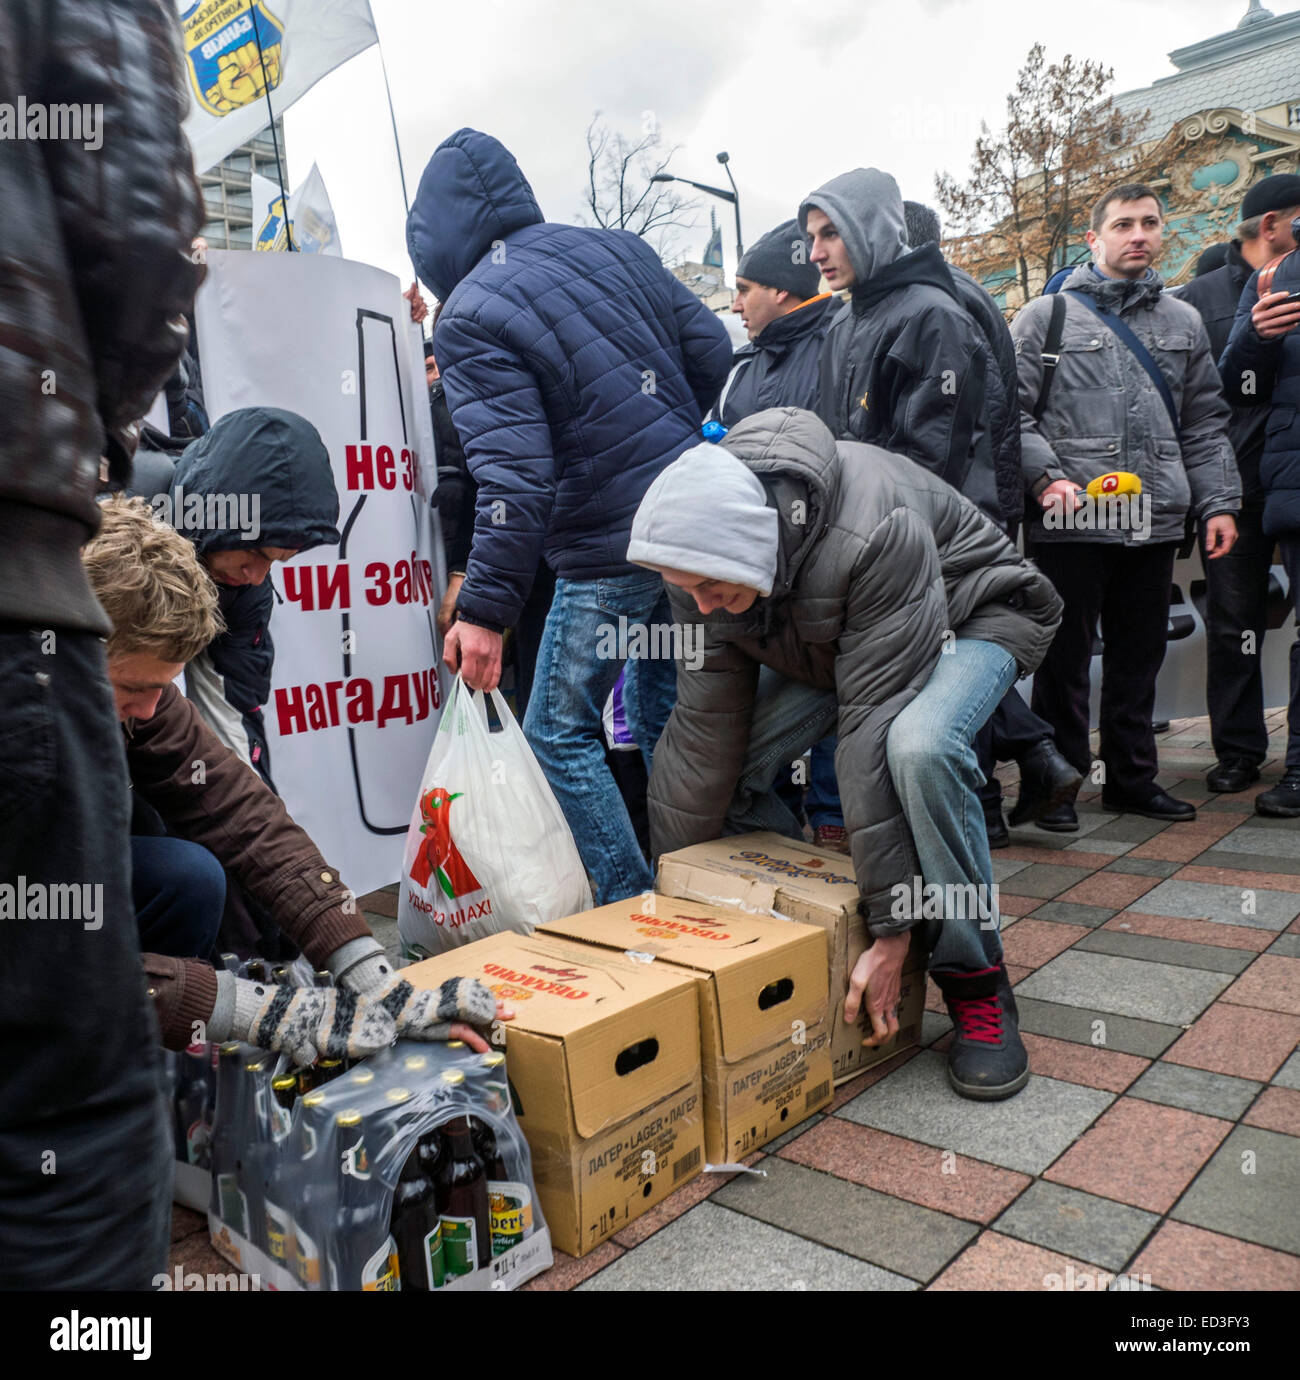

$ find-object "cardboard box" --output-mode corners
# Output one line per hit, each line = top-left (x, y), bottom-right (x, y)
(542, 896), (833, 1163)
(404, 931), (704, 1258)
(656, 832), (925, 1085)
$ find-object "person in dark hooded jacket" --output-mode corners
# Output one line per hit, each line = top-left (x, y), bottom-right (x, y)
(901, 200), (1080, 846)
(167, 407), (341, 789)
(406, 128), (732, 905)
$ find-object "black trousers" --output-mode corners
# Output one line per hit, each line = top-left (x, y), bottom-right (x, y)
(976, 689), (1054, 809)
(1030, 541), (1178, 801)
(0, 629), (171, 1288)
(1203, 507), (1272, 765)
(1276, 538), (1300, 771)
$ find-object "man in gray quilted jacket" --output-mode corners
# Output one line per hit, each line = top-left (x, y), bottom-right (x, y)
(1011, 183), (1240, 829)
(631, 407), (1063, 1101)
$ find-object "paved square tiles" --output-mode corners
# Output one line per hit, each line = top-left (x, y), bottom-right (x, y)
(1213, 823), (1300, 859)
(1073, 928), (1255, 974)
(992, 1180), (1158, 1271)
(928, 1231), (1106, 1292)
(1127, 1062), (1263, 1121)
(1043, 1097), (1232, 1213)
(1015, 950), (1232, 1025)
(837, 1050), (1113, 1175)
(1170, 1125), (1300, 1256)
(777, 1118), (1031, 1223)
(1242, 1086), (1300, 1138)
(576, 1201), (916, 1291)
(1163, 1002), (1300, 1081)
(1132, 1221), (1300, 1292)
(1121, 879), (1297, 931)
(1220, 954), (1300, 1016)
(1273, 1050), (1300, 1090)
(712, 1156), (975, 1282)
(1014, 995), (1182, 1058)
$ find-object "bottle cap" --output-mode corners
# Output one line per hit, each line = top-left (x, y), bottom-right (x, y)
(337, 1110), (363, 1127)
(441, 1069), (466, 1087)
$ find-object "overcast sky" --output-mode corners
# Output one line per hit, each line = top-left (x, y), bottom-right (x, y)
(281, 0), (1258, 296)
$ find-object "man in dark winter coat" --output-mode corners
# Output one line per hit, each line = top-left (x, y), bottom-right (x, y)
(0, 0), (205, 1292)
(406, 128), (732, 905)
(636, 408), (1063, 1100)
(1177, 178), (1300, 799)
(715, 219), (835, 428)
(167, 407), (341, 790)
(1218, 178), (1300, 817)
(803, 168), (1001, 520)
(805, 176), (1079, 842)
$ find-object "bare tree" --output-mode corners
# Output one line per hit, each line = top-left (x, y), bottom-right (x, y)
(937, 45), (1184, 303)
(579, 113), (699, 258)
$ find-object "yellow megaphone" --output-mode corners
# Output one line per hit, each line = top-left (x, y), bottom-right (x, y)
(1085, 471), (1142, 497)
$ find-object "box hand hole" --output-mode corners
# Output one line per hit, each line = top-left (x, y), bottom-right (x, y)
(615, 1037), (659, 1076)
(757, 977), (794, 1010)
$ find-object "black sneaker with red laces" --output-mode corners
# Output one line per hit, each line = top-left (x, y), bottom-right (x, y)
(929, 962), (1029, 1101)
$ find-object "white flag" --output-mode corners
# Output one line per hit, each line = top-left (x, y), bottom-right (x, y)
(251, 163), (343, 255)
(178, 0), (377, 174)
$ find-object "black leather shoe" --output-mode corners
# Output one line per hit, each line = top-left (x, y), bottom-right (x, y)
(930, 963), (1029, 1101)
(1101, 789), (1196, 821)
(984, 807), (1009, 850)
(1007, 739), (1084, 827)
(1036, 802), (1078, 832)
(1207, 757), (1261, 794)
(1256, 769), (1300, 818)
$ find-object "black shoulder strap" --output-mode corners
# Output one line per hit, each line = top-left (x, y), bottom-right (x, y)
(1032, 293), (1066, 422)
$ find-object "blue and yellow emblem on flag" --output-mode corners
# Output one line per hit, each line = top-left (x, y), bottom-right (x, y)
(180, 0), (285, 118)
(255, 194), (289, 252)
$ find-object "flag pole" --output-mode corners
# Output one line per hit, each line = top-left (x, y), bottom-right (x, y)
(251, 14), (295, 250)
(376, 39), (410, 218)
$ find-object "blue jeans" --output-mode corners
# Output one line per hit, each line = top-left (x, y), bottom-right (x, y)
(724, 641), (1017, 972)
(524, 572), (677, 905)
(132, 836), (227, 960)
(805, 736), (843, 829)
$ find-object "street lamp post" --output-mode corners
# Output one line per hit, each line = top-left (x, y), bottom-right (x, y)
(651, 151), (743, 264)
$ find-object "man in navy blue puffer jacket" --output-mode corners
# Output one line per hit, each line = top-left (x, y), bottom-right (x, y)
(407, 128), (732, 903)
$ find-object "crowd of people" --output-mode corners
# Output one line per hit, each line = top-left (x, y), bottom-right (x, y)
(5, 0), (1300, 1291)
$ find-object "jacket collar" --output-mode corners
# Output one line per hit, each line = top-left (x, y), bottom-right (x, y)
(850, 241), (959, 313)
(749, 293), (834, 352)
(1064, 262), (1164, 315)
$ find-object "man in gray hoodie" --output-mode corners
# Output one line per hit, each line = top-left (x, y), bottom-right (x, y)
(633, 407), (1063, 1101)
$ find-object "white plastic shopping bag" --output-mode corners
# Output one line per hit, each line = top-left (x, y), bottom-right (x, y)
(397, 675), (592, 957)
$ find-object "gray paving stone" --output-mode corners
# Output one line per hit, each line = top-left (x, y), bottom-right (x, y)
(1029, 901), (1118, 928)
(1073, 929), (1255, 975)
(992, 1180), (1159, 1272)
(576, 1201), (916, 1292)
(1103, 857), (1182, 878)
(1000, 863), (1095, 899)
(713, 1155), (976, 1283)
(1267, 934), (1300, 958)
(1197, 850), (1300, 878)
(1124, 879), (1297, 932)
(1273, 1051), (1300, 1091)
(1127, 1062), (1263, 1121)
(1016, 951), (1232, 1025)
(1083, 814), (1171, 843)
(1005, 829), (1081, 852)
(763, 1113), (825, 1155)
(1210, 824), (1300, 859)
(1171, 1126), (1300, 1256)
(921, 1011), (953, 1045)
(1066, 838), (1135, 856)
(991, 857), (1031, 882)
(836, 1050), (1113, 1175)
(1014, 996), (1183, 1058)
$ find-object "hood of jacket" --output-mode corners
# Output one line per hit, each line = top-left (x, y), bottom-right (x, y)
(799, 168), (908, 287)
(170, 407), (340, 557)
(406, 128), (545, 303)
(1063, 262), (1165, 315)
(699, 408), (841, 638)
